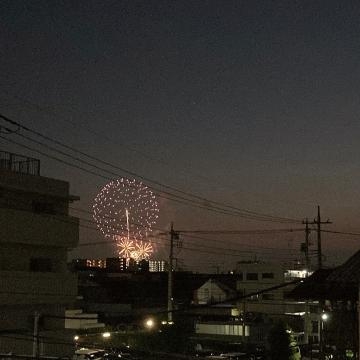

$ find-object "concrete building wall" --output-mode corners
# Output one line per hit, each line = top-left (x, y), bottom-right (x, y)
(235, 262), (285, 308)
(0, 161), (79, 357)
(0, 205), (79, 249)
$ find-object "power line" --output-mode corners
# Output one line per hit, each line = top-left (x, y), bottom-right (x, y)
(0, 201), (304, 258)
(1, 191), (304, 253)
(0, 195), (342, 262)
(71, 206), (303, 237)
(177, 228), (304, 234)
(181, 232), (303, 253)
(0, 112), (301, 224)
(323, 229), (360, 237)
(0, 136), (256, 221)
(0, 90), (183, 174)
(0, 196), (306, 260)
(1, 133), (277, 220)
(303, 206), (332, 269)
(1, 91), (311, 217)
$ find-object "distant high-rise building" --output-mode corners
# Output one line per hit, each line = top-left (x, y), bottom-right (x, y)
(86, 259), (106, 268)
(149, 259), (167, 272)
(106, 257), (127, 272)
(71, 258), (107, 270)
(72, 257), (168, 273)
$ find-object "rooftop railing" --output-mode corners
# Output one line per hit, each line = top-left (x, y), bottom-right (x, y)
(0, 150), (40, 176)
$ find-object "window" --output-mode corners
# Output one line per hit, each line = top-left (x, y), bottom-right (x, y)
(262, 293), (275, 300)
(262, 272), (274, 279)
(246, 273), (258, 280)
(32, 201), (55, 214)
(312, 320), (319, 333)
(30, 258), (53, 272)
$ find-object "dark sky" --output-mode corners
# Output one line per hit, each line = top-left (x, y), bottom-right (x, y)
(1, 0), (360, 272)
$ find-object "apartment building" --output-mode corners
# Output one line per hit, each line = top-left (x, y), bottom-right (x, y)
(0, 151), (79, 356)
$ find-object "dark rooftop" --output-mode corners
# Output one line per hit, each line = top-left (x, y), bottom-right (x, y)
(289, 250), (360, 301)
(327, 249), (360, 283)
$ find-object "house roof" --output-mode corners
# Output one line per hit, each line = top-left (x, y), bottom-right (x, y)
(288, 269), (337, 300)
(288, 250), (360, 301)
(202, 278), (236, 294)
(327, 249), (360, 283)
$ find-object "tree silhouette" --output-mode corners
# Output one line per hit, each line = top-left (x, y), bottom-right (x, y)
(268, 320), (292, 360)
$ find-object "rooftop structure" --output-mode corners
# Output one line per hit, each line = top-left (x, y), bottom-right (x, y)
(0, 150), (40, 176)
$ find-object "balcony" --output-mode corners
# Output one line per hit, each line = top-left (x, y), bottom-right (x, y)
(0, 207), (79, 248)
(0, 270), (77, 305)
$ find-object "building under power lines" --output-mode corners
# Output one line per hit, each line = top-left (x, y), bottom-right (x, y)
(0, 150), (80, 357)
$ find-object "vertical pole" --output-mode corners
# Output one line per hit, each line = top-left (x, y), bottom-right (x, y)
(33, 311), (40, 358)
(242, 289), (246, 343)
(167, 222), (174, 323)
(317, 206), (322, 269)
(358, 284), (360, 360)
(304, 218), (311, 345)
(319, 315), (324, 360)
(305, 218), (310, 271)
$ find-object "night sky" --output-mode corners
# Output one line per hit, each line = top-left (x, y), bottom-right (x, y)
(1, 0), (360, 272)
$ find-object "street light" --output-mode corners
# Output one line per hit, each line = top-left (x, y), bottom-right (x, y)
(102, 332), (111, 338)
(320, 312), (329, 360)
(145, 318), (155, 329)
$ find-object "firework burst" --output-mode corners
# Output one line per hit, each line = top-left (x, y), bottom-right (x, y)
(116, 236), (135, 259)
(132, 240), (153, 261)
(93, 178), (159, 260)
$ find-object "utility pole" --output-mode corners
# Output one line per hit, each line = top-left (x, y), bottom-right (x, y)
(167, 222), (176, 324)
(314, 205), (332, 269)
(304, 218), (310, 271)
(304, 206), (331, 360)
(242, 289), (246, 344)
(305, 206), (332, 270)
(302, 218), (311, 345)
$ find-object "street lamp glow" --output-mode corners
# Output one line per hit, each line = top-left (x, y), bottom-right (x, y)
(145, 318), (155, 329)
(102, 332), (111, 338)
(74, 335), (79, 341)
(321, 313), (329, 321)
